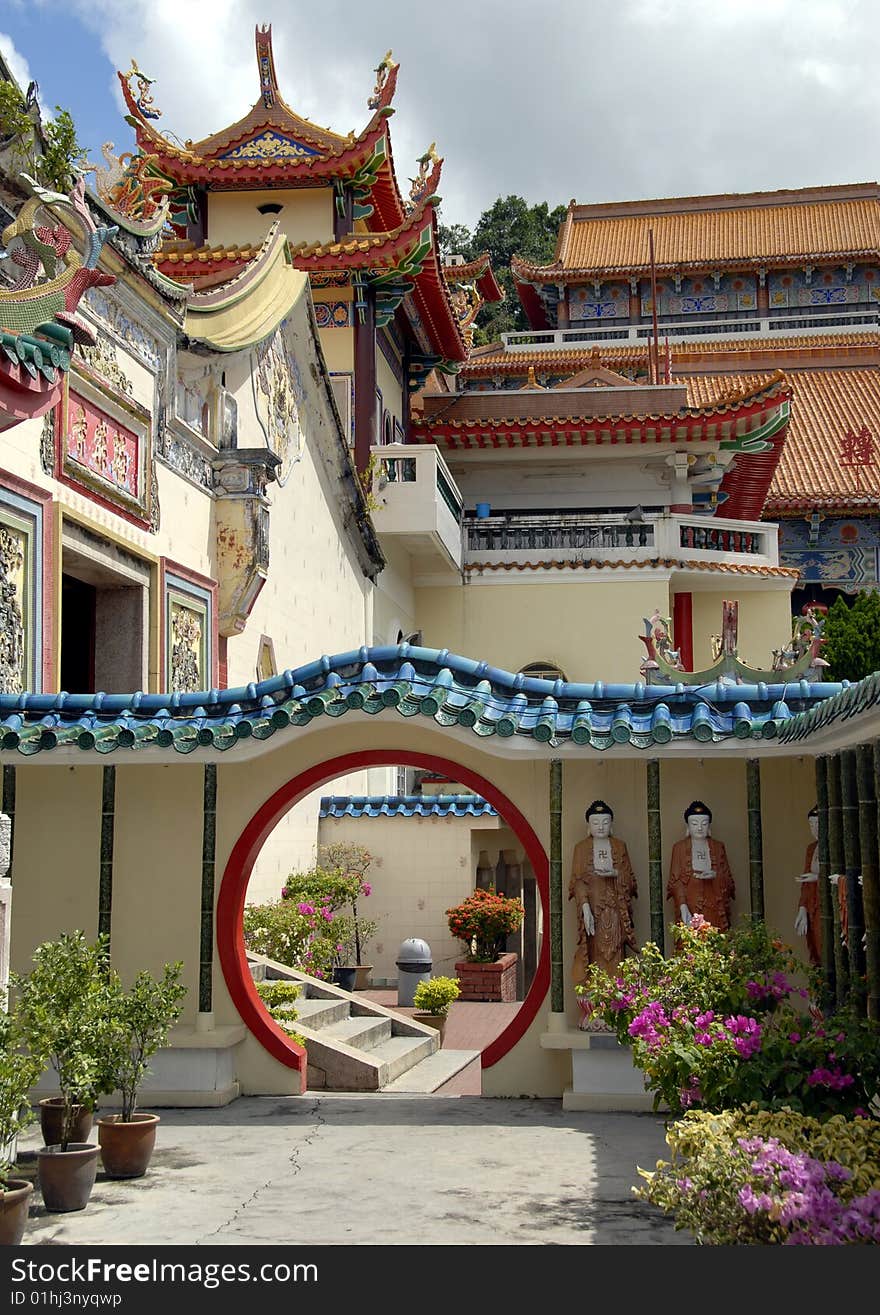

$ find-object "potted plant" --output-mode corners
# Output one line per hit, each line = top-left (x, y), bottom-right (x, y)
(11, 932), (116, 1212)
(412, 976), (460, 1046)
(446, 887), (524, 1002)
(0, 1011), (41, 1244)
(96, 962), (186, 1179)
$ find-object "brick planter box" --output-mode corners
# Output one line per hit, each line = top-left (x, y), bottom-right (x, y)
(455, 953), (518, 1002)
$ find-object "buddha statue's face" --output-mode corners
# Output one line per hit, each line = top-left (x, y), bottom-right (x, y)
(809, 813), (819, 841)
(686, 814), (710, 839)
(588, 813), (612, 839)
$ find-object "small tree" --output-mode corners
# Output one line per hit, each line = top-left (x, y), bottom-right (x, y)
(103, 964), (187, 1123)
(11, 933), (117, 1150)
(0, 1012), (41, 1188)
(822, 591), (880, 682)
(317, 843), (375, 967)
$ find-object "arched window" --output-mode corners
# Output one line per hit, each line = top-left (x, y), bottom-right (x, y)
(382, 410), (394, 446)
(519, 661), (567, 683)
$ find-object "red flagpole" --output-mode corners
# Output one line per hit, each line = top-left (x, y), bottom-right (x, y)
(648, 228), (660, 386)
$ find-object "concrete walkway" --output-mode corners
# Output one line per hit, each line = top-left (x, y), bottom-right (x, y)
(16, 1096), (691, 1246)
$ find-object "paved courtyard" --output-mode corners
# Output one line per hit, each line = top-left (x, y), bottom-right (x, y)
(15, 1097), (690, 1246)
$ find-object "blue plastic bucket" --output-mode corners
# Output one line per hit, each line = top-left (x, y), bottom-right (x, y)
(475, 502), (491, 519)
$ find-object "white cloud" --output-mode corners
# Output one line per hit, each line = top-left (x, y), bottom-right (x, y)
(0, 30), (33, 92)
(63, 0), (880, 228)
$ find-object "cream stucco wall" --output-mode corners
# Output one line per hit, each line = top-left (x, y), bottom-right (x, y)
(690, 586), (794, 672)
(376, 342), (404, 436)
(9, 765), (102, 977)
(316, 811), (503, 981)
(414, 578), (673, 683)
(206, 188), (334, 249)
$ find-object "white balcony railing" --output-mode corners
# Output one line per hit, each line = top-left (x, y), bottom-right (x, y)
(463, 511), (778, 571)
(501, 308), (880, 353)
(372, 444), (463, 575)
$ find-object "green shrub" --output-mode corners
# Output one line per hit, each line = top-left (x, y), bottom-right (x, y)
(637, 1108), (880, 1244)
(255, 980), (301, 1009)
(413, 976), (461, 1016)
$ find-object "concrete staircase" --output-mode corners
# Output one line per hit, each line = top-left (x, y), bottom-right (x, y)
(248, 954), (478, 1093)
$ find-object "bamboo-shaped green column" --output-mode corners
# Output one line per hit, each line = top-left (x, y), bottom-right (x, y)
(815, 756), (835, 1007)
(200, 764), (218, 1015)
(647, 759), (664, 951)
(841, 749), (866, 1010)
(549, 759), (564, 1015)
(98, 766), (116, 943)
(746, 759), (764, 922)
(858, 744), (879, 1020)
(827, 754), (849, 1007)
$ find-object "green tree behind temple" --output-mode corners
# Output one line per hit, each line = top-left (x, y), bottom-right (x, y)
(438, 195), (567, 341)
(822, 590), (880, 682)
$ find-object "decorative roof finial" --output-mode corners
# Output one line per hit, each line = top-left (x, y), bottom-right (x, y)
(408, 143), (441, 209)
(368, 50), (395, 110)
(255, 24), (280, 108)
(122, 60), (161, 120)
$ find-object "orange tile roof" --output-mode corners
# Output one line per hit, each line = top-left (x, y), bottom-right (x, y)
(462, 332), (880, 373)
(464, 558), (799, 578)
(674, 368), (880, 513)
(515, 185), (880, 279)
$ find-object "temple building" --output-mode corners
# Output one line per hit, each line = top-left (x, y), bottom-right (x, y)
(461, 183), (880, 609)
(0, 29), (877, 1105)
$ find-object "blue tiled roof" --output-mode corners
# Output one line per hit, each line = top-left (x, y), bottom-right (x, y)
(779, 670), (880, 743)
(0, 644), (848, 756)
(320, 794), (498, 819)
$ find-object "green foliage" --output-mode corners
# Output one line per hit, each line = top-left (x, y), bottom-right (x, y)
(254, 980), (301, 1009)
(636, 1108), (880, 1244)
(446, 887), (525, 962)
(102, 964), (187, 1123)
(413, 976), (460, 1016)
(0, 1011), (41, 1187)
(0, 81), (86, 192)
(822, 591), (880, 682)
(244, 900), (336, 978)
(281, 867), (361, 911)
(10, 932), (117, 1149)
(438, 194), (566, 340)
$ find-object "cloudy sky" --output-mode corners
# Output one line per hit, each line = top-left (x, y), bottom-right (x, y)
(1, 0), (878, 229)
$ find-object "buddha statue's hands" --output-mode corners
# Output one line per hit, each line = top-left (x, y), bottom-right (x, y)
(582, 902), (595, 937)
(794, 906), (809, 938)
(680, 904), (692, 926)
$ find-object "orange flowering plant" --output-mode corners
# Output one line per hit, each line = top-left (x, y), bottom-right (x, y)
(446, 887), (524, 962)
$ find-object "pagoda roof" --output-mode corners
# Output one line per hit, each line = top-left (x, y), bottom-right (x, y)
(442, 251), (505, 303)
(462, 336), (880, 517)
(118, 27), (400, 193)
(512, 183), (880, 310)
(156, 169), (469, 362)
(414, 372), (791, 519)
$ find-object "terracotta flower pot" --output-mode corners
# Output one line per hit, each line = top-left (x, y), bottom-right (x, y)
(97, 1113), (160, 1179)
(412, 1012), (446, 1045)
(39, 1098), (93, 1148)
(37, 1143), (99, 1213)
(0, 1180), (33, 1245)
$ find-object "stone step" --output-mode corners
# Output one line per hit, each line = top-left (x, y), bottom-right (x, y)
(294, 997), (350, 1029)
(322, 1015), (391, 1051)
(381, 1049), (479, 1093)
(365, 1034), (438, 1086)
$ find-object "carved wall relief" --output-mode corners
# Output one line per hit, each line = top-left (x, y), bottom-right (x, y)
(0, 525), (25, 695)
